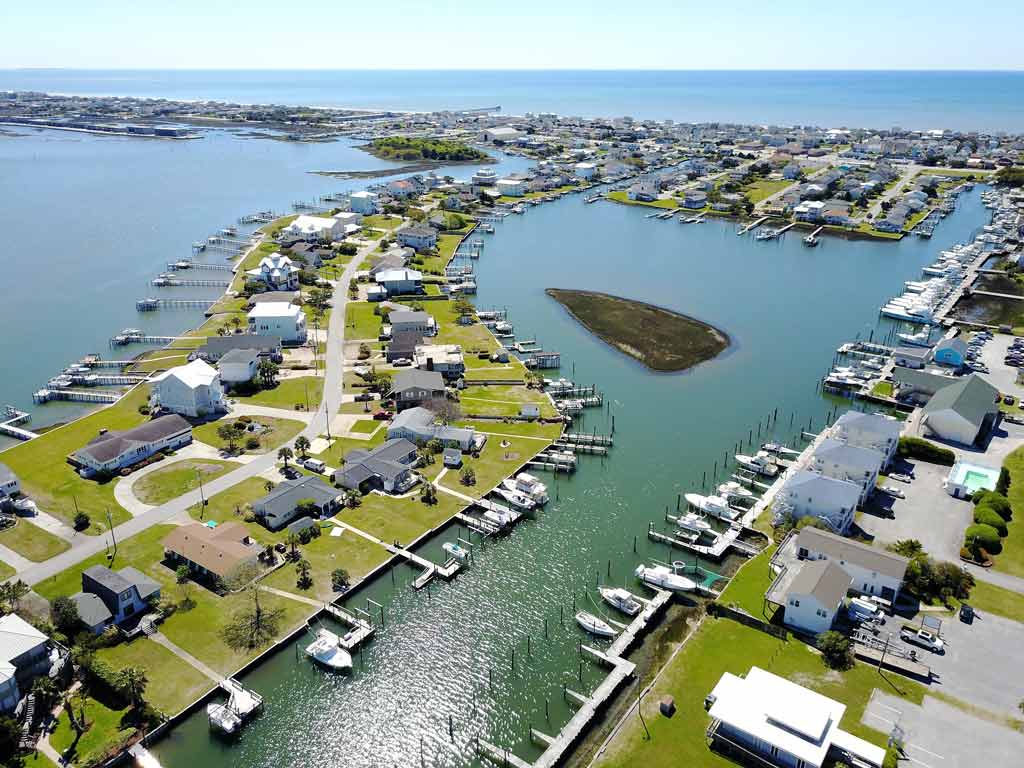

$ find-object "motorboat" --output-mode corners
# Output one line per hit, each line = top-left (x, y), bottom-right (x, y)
(502, 473), (549, 504)
(717, 481), (753, 499)
(598, 587), (642, 616)
(442, 542), (470, 562)
(685, 493), (740, 522)
(803, 234), (819, 247)
(494, 486), (536, 511)
(897, 330), (932, 347)
(734, 451), (780, 477)
(634, 564), (697, 593)
(761, 442), (800, 456)
(575, 610), (616, 638)
(676, 511), (713, 535)
(304, 628), (352, 671)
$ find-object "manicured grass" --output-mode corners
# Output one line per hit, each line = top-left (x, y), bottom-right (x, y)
(312, 430), (387, 469)
(546, 289), (729, 372)
(132, 459), (237, 505)
(128, 351), (192, 374)
(362, 214), (403, 230)
(993, 446), (1024, 578)
(24, 752), (59, 768)
(96, 639), (212, 715)
(871, 381), (894, 398)
(0, 385), (150, 532)
(715, 544), (777, 619)
(344, 301), (383, 340)
(967, 579), (1024, 624)
(454, 420), (565, 441)
(0, 559), (14, 580)
(192, 416), (305, 454)
(458, 384), (557, 418)
(262, 526), (390, 601)
(438, 435), (550, 498)
(51, 696), (134, 767)
(338, 492), (462, 547)
(348, 419), (380, 434)
(606, 190), (677, 208)
(233, 376), (323, 411)
(595, 617), (923, 768)
(0, 519), (70, 562)
(186, 477), (271, 529)
(743, 178), (793, 203)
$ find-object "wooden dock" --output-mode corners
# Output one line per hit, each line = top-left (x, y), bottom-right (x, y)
(0, 407), (38, 441)
(33, 388), (120, 404)
(737, 216), (769, 235)
(322, 604), (375, 650)
(650, 520), (762, 560)
(329, 521), (461, 591)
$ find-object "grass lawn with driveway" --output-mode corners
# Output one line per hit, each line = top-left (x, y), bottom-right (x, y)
(458, 384), (557, 419)
(233, 376), (323, 411)
(0, 384), (150, 532)
(338, 492), (462, 547)
(193, 416), (305, 454)
(0, 519), (70, 561)
(96, 639), (212, 716)
(454, 420), (564, 441)
(262, 527), (391, 601)
(348, 419), (380, 434)
(131, 459), (237, 505)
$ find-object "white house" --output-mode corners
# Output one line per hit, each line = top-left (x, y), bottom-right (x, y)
(496, 178), (526, 197)
(574, 162), (596, 179)
(246, 252), (300, 291)
(217, 348), (259, 386)
(774, 469), (860, 534)
(395, 225), (438, 252)
(783, 559), (851, 635)
(389, 310), (436, 337)
(919, 373), (999, 446)
(349, 191), (379, 215)
(683, 190), (707, 209)
(706, 667), (885, 768)
(627, 178), (659, 202)
(794, 527), (908, 601)
(332, 211), (363, 227)
(809, 438), (884, 506)
(481, 126), (523, 143)
(149, 359), (226, 418)
(71, 415), (193, 475)
(283, 215), (343, 242)
(829, 411), (902, 467)
(0, 614), (54, 713)
(387, 407), (484, 451)
(375, 268), (423, 296)
(413, 344), (465, 379)
(794, 200), (826, 221)
(247, 303), (307, 344)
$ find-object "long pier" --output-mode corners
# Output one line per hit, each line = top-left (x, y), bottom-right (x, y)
(152, 277), (231, 288)
(329, 520), (461, 591)
(737, 216), (769, 235)
(649, 520), (762, 560)
(166, 260), (234, 273)
(136, 298), (217, 311)
(33, 388), (120, 404)
(0, 407), (38, 441)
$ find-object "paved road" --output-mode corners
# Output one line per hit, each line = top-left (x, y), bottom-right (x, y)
(14, 242), (366, 588)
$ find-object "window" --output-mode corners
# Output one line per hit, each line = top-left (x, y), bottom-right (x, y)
(792, 599), (800, 607)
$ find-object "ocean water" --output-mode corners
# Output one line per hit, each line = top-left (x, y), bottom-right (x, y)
(4, 69), (1024, 131)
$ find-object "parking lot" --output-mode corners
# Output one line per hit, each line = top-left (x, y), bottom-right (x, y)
(975, 331), (1024, 394)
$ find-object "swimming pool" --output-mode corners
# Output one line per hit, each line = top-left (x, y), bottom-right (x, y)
(945, 460), (1000, 498)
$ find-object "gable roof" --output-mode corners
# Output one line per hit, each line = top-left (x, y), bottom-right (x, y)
(197, 335), (282, 359)
(335, 438), (418, 486)
(70, 593), (113, 628)
(75, 414), (191, 465)
(782, 470), (861, 507)
(151, 358), (219, 389)
(392, 369), (445, 394)
(256, 476), (339, 517)
(788, 559), (851, 607)
(813, 438), (884, 474)
(0, 614), (48, 676)
(219, 348), (259, 366)
(922, 373), (998, 427)
(795, 527), (909, 581)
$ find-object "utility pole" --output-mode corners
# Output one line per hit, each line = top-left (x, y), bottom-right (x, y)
(106, 508), (117, 563)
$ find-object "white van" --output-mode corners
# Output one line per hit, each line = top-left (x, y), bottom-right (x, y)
(303, 458), (326, 474)
(847, 597), (881, 623)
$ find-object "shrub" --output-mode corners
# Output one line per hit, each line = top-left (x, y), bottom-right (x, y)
(816, 630), (854, 670)
(974, 506), (1008, 536)
(964, 523), (1002, 555)
(897, 436), (956, 465)
(996, 466), (1011, 495)
(975, 491), (1012, 521)
(245, 436), (261, 450)
(238, 415), (253, 424)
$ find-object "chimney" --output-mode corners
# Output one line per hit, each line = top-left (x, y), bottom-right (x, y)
(426, 357), (434, 371)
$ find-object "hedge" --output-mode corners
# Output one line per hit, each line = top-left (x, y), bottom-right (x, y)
(974, 491), (1012, 521)
(974, 506), (1008, 536)
(897, 436), (956, 466)
(964, 523), (1003, 555)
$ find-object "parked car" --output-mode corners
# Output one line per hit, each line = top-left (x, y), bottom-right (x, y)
(882, 485), (906, 498)
(900, 626), (944, 653)
(393, 358), (412, 367)
(889, 473), (912, 483)
(280, 466), (301, 479)
(847, 597), (882, 624)
(1005, 395), (1016, 406)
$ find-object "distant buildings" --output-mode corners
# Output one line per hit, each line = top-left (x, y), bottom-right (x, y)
(71, 415), (193, 476)
(149, 359), (226, 418)
(248, 302), (307, 344)
(349, 191), (379, 215)
(495, 178), (526, 197)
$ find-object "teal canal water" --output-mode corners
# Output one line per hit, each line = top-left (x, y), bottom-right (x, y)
(152, 189), (991, 767)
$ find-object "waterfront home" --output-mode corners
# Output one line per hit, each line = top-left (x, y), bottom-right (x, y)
(773, 469), (859, 534)
(782, 559), (851, 635)
(388, 310), (436, 337)
(149, 359), (226, 419)
(471, 168), (497, 186)
(387, 179), (416, 199)
(333, 438), (419, 493)
(70, 415), (192, 476)
(246, 252), (300, 291)
(252, 475), (342, 531)
(413, 344), (465, 380)
(829, 411), (902, 467)
(809, 438), (884, 506)
(247, 303), (307, 345)
(930, 338), (967, 369)
(822, 208), (851, 226)
(682, 190), (707, 209)
(71, 565), (161, 635)
(162, 521), (259, 583)
(247, 291), (300, 309)
(574, 162), (596, 179)
(892, 365), (959, 402)
(0, 463), (20, 503)
(706, 666), (885, 768)
(375, 268), (423, 296)
(287, 242), (331, 268)
(496, 178), (526, 197)
(387, 406), (483, 451)
(391, 370), (445, 411)
(387, 330), (424, 363)
(919, 373), (999, 446)
(217, 348), (259, 387)
(349, 190), (380, 215)
(395, 225), (438, 252)
(194, 335), (283, 364)
(283, 215), (343, 243)
(332, 211), (362, 227)
(793, 527), (908, 601)
(794, 200), (825, 221)
(627, 178), (659, 202)
(0, 614), (56, 713)
(892, 346), (928, 370)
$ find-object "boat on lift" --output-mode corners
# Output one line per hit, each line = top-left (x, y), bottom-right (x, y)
(304, 628), (352, 671)
(502, 472), (549, 504)
(684, 493), (740, 522)
(676, 511), (713, 535)
(717, 481), (754, 500)
(761, 442), (800, 456)
(575, 610), (617, 638)
(635, 564), (697, 593)
(598, 587), (642, 616)
(442, 542), (470, 562)
(734, 451), (780, 477)
(494, 487), (536, 511)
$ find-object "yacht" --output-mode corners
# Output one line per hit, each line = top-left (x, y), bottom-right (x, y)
(717, 481), (753, 500)
(734, 451), (780, 477)
(676, 511), (713, 535)
(897, 330), (932, 347)
(598, 587), (642, 617)
(575, 611), (616, 638)
(635, 564), (697, 593)
(685, 493), (740, 522)
(494, 486), (536, 511)
(503, 472), (549, 504)
(304, 628), (352, 671)
(803, 234), (819, 247)
(761, 442), (800, 456)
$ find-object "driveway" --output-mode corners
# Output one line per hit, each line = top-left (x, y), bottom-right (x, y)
(862, 690), (1023, 768)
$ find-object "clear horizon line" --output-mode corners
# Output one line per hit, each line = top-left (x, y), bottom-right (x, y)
(3, 66), (1024, 73)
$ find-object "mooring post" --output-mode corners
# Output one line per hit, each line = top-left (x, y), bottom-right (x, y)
(449, 714), (454, 742)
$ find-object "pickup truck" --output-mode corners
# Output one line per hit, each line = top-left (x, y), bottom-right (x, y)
(900, 627), (944, 653)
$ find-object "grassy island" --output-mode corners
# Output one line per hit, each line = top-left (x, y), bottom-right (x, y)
(546, 289), (729, 372)
(365, 136), (493, 163)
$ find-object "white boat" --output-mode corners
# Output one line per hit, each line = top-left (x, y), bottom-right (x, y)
(684, 493), (740, 522)
(634, 564), (696, 593)
(483, 508), (513, 528)
(494, 486), (536, 511)
(676, 511), (713, 535)
(761, 442), (800, 456)
(575, 610), (616, 637)
(717, 481), (753, 499)
(442, 541), (470, 562)
(598, 587), (642, 616)
(502, 474), (549, 504)
(897, 330), (932, 347)
(734, 451), (780, 477)
(304, 628), (352, 671)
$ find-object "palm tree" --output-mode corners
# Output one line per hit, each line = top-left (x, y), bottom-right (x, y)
(116, 666), (149, 716)
(294, 436), (311, 459)
(277, 446), (294, 468)
(295, 558), (312, 589)
(264, 480), (276, 493)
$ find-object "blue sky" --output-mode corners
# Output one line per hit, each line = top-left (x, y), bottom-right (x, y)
(4, 0), (1022, 70)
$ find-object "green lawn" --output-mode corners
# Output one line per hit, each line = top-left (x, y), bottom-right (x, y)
(348, 419), (380, 434)
(595, 618), (922, 768)
(715, 544), (778, 619)
(131, 459), (237, 505)
(51, 695), (135, 767)
(0, 559), (14, 580)
(233, 376), (323, 411)
(192, 416), (305, 454)
(0, 519), (70, 562)
(96, 639), (212, 715)
(438, 435), (550, 498)
(606, 190), (677, 209)
(0, 385), (150, 532)
(363, 214), (403, 230)
(454, 420), (564, 441)
(994, 446), (1024, 578)
(967, 579), (1024, 624)
(743, 178), (793, 204)
(312, 430), (387, 469)
(186, 477), (272, 530)
(344, 301), (383, 340)
(458, 384), (558, 419)
(337, 491), (463, 548)
(871, 381), (894, 398)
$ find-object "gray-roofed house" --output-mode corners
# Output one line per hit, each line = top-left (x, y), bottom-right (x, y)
(774, 469), (860, 534)
(71, 565), (161, 634)
(919, 373), (999, 446)
(0, 614), (54, 713)
(795, 527), (908, 601)
(830, 411), (902, 466)
(810, 438), (884, 505)
(0, 463), (19, 502)
(218, 348), (259, 386)
(395, 225), (438, 252)
(388, 310), (436, 337)
(387, 330), (424, 363)
(391, 370), (445, 411)
(252, 475), (343, 531)
(194, 335), (283, 364)
(333, 438), (419, 493)
(387, 407), (485, 451)
(443, 448), (463, 468)
(70, 415), (193, 476)
(782, 559), (852, 635)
